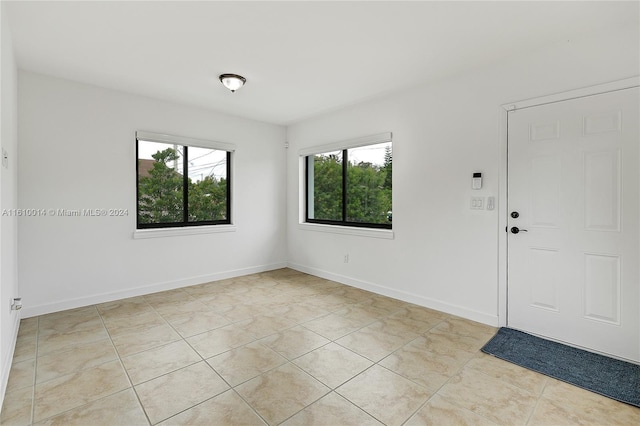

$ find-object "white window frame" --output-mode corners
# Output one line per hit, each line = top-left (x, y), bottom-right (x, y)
(133, 131), (237, 239)
(299, 132), (394, 239)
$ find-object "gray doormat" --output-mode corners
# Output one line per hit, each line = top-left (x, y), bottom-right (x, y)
(481, 327), (639, 407)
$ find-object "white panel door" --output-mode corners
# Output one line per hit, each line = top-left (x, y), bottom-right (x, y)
(508, 87), (639, 362)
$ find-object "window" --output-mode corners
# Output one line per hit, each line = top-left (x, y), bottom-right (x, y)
(305, 133), (392, 229)
(136, 131), (233, 229)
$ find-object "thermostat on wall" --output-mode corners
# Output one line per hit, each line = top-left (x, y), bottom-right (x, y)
(472, 172), (482, 190)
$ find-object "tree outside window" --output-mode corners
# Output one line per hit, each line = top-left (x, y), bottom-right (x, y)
(137, 139), (230, 229)
(307, 141), (392, 229)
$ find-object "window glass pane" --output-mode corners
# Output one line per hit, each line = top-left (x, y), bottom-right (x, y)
(309, 150), (343, 221)
(187, 147), (228, 222)
(137, 140), (184, 224)
(346, 142), (392, 224)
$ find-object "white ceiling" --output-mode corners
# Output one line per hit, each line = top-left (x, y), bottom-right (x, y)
(6, 1), (638, 125)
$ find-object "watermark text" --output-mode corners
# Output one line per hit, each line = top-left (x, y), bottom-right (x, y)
(1, 208), (129, 217)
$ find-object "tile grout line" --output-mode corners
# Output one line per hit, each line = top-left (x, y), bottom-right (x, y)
(12, 271), (510, 426)
(329, 320), (445, 425)
(27, 299), (418, 421)
(139, 279), (295, 425)
(398, 342), (474, 425)
(219, 288), (338, 424)
(242, 361), (331, 426)
(330, 362), (387, 424)
(269, 276), (385, 423)
(524, 376), (552, 425)
(201, 277), (357, 423)
(330, 316), (505, 426)
(20, 275), (288, 424)
(28, 316), (40, 426)
(144, 293), (211, 370)
(121, 296), (246, 423)
(333, 306), (428, 422)
(224, 277), (327, 426)
(231, 298), (390, 424)
(6, 321), (29, 423)
(96, 304), (153, 426)
(259, 275), (497, 424)
(29, 309), (130, 424)
(218, 284), (299, 425)
(32, 306), (149, 424)
(108, 297), (228, 426)
(422, 335), (510, 426)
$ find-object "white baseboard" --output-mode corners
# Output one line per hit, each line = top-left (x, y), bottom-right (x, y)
(1, 311), (21, 409)
(21, 260), (498, 325)
(288, 262), (499, 327)
(21, 262), (288, 318)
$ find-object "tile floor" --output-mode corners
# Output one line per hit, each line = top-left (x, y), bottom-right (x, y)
(1, 268), (638, 425)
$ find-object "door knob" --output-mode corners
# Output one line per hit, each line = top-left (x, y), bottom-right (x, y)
(511, 226), (528, 234)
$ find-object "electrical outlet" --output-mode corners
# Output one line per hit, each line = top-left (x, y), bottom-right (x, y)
(10, 297), (22, 311)
(344, 254), (349, 263)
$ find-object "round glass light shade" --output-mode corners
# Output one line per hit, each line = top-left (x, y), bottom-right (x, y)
(219, 74), (246, 92)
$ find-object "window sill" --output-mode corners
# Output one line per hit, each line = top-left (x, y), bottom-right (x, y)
(133, 224), (237, 239)
(298, 223), (394, 239)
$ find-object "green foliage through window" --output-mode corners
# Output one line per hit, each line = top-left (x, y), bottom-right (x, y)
(307, 142), (392, 228)
(137, 139), (230, 228)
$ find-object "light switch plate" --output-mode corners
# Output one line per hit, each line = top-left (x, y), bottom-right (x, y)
(2, 148), (8, 169)
(470, 197), (484, 210)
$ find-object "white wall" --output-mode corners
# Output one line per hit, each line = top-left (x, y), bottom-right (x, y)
(0, 0), (20, 405)
(13, 20), (640, 328)
(286, 25), (640, 326)
(18, 72), (287, 317)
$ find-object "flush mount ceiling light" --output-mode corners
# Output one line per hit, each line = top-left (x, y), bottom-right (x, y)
(219, 73), (246, 92)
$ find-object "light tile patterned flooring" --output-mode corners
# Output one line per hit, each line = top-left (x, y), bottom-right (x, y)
(1, 269), (639, 425)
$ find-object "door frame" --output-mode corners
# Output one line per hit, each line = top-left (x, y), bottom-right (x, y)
(497, 76), (640, 327)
